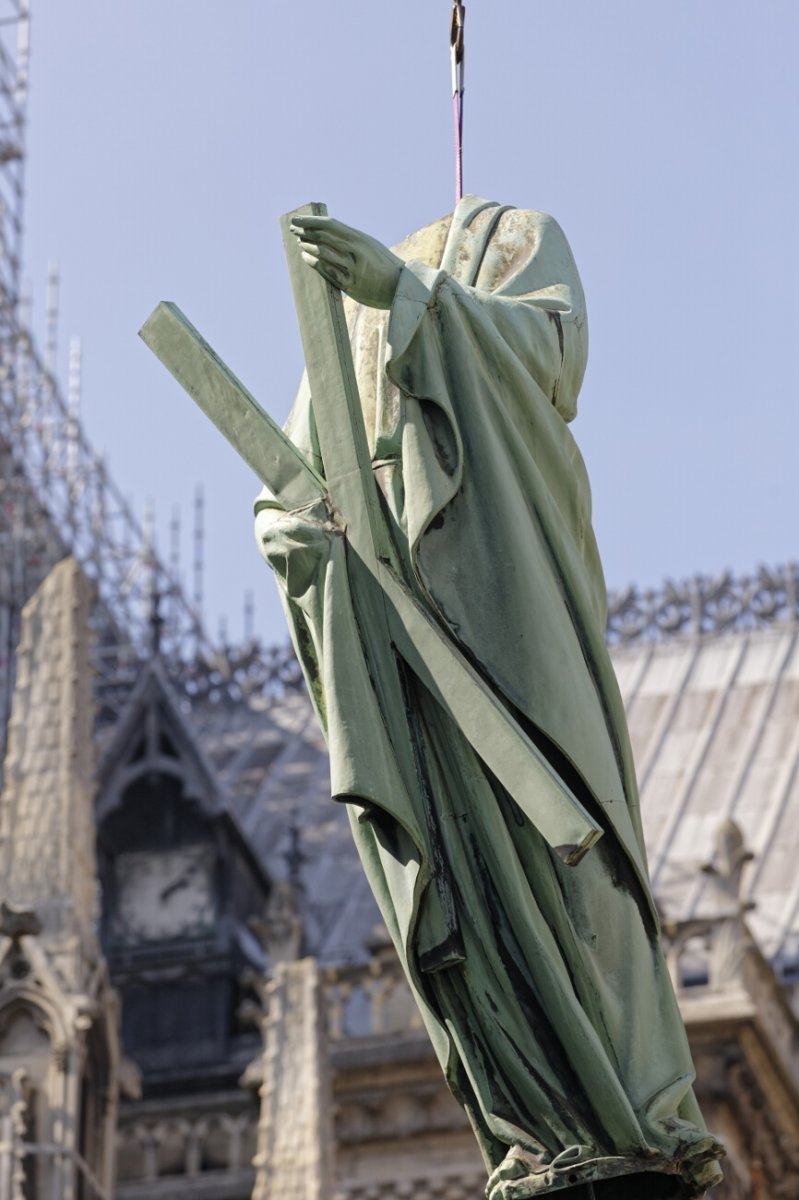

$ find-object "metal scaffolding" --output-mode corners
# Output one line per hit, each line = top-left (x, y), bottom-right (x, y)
(0, 1), (222, 747)
(0, 0), (312, 761)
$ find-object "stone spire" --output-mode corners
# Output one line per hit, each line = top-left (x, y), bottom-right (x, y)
(0, 556), (97, 957)
(0, 558), (121, 1199)
(247, 884), (333, 1200)
(251, 956), (335, 1200)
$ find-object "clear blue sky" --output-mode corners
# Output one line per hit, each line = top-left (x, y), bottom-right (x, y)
(21, 1), (799, 645)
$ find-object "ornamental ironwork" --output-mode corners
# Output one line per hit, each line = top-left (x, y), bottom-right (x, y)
(147, 563), (799, 719)
(605, 564), (799, 646)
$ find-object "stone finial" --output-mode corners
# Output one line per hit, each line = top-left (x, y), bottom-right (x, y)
(699, 819), (756, 989)
(250, 882), (304, 969)
(0, 903), (41, 941)
(701, 819), (755, 916)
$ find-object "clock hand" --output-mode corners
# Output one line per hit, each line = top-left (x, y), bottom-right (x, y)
(159, 862), (198, 903)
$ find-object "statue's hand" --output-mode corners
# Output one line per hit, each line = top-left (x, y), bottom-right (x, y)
(256, 500), (339, 600)
(289, 215), (403, 310)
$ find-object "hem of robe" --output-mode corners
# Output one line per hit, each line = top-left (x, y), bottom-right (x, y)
(486, 1143), (724, 1200)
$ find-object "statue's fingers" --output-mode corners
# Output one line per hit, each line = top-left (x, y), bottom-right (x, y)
(308, 243), (353, 272)
(290, 217), (338, 243)
(290, 214), (328, 229)
(292, 226), (356, 261)
(291, 215), (350, 239)
(300, 250), (351, 291)
(291, 217), (359, 251)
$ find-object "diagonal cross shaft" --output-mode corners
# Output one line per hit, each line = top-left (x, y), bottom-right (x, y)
(138, 204), (603, 869)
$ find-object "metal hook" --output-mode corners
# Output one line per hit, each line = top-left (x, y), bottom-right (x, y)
(450, 2), (466, 203)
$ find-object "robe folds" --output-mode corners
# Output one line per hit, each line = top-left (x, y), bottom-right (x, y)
(255, 198), (723, 1196)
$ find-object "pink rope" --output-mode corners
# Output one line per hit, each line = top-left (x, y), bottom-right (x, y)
(453, 91), (464, 204)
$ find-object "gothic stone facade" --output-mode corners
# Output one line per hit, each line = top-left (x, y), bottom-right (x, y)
(1, 561), (799, 1199)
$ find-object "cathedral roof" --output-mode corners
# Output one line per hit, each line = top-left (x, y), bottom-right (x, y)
(617, 623), (799, 973)
(173, 564), (799, 976)
(192, 689), (373, 965)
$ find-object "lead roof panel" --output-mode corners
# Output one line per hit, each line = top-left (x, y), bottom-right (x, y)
(185, 622), (799, 970)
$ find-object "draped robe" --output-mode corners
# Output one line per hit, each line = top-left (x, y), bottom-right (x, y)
(255, 198), (723, 1196)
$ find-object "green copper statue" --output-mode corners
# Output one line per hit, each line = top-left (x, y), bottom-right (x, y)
(255, 199), (723, 1198)
(140, 196), (724, 1198)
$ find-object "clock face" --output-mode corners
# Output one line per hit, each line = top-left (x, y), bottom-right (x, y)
(112, 845), (216, 945)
